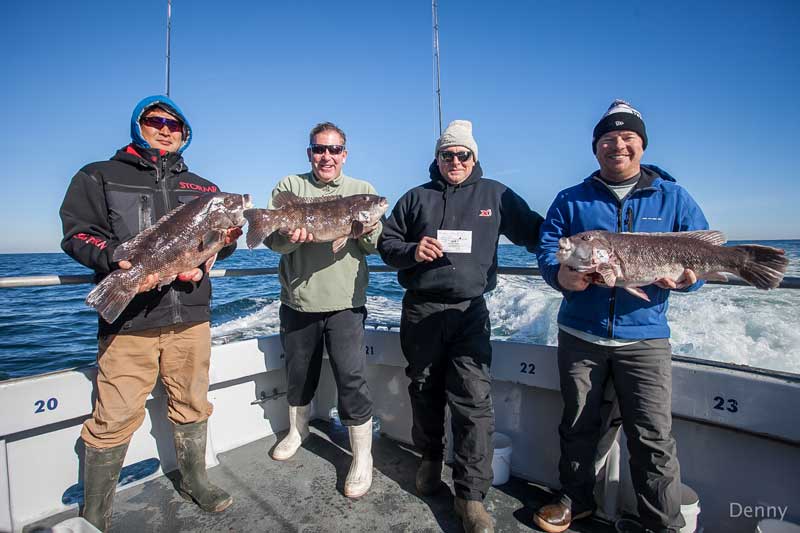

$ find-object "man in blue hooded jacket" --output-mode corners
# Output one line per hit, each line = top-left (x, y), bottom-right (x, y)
(533, 100), (707, 533)
(60, 95), (240, 531)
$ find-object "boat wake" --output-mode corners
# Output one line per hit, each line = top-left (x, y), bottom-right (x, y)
(211, 274), (800, 374)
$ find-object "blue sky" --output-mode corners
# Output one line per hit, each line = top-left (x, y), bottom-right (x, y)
(1, 0), (798, 253)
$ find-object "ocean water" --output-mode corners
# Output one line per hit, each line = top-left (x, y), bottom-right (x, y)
(0, 241), (798, 380)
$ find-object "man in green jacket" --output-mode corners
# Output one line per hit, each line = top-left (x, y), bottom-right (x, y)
(264, 122), (382, 499)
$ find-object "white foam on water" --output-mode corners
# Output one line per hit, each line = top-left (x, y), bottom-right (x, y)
(210, 276), (800, 375)
(667, 285), (800, 374)
(211, 299), (282, 344)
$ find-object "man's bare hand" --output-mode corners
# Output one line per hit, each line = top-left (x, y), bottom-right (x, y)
(286, 227), (314, 243)
(176, 268), (203, 283)
(557, 264), (594, 291)
(118, 260), (160, 293)
(654, 268), (697, 290)
(415, 236), (444, 262)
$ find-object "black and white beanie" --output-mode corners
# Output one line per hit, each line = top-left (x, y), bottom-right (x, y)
(592, 99), (648, 153)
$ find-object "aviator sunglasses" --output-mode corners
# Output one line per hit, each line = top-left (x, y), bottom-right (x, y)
(141, 116), (184, 133)
(310, 144), (345, 155)
(438, 150), (472, 163)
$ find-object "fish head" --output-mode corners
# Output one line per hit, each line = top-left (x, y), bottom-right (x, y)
(556, 231), (611, 271)
(351, 195), (390, 225)
(211, 192), (253, 227)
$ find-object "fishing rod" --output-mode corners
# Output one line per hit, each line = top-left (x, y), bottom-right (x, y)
(165, 0), (172, 96)
(432, 0), (443, 138)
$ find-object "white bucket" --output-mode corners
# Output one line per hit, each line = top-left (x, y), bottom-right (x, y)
(491, 432), (512, 486)
(680, 500), (701, 533)
(680, 484), (701, 533)
(757, 519), (800, 533)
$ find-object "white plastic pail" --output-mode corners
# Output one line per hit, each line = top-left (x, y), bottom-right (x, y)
(757, 519), (800, 533)
(680, 484), (701, 533)
(680, 500), (701, 533)
(491, 432), (512, 486)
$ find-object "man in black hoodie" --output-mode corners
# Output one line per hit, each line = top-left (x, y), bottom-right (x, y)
(60, 95), (239, 531)
(378, 120), (543, 533)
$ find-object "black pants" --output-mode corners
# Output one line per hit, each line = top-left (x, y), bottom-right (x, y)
(279, 304), (372, 426)
(400, 292), (493, 501)
(557, 330), (684, 532)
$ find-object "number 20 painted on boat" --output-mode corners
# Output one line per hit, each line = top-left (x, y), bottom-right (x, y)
(34, 397), (58, 413)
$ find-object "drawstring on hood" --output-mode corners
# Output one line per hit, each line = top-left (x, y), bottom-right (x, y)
(130, 95), (193, 153)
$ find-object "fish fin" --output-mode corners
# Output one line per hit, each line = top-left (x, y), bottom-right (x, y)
(701, 272), (728, 282)
(85, 271), (138, 323)
(351, 220), (365, 238)
(622, 230), (727, 245)
(272, 191), (302, 208)
(732, 244), (788, 289)
(201, 230), (226, 251)
(243, 209), (279, 249)
(300, 195), (342, 204)
(625, 287), (650, 301)
(596, 263), (618, 287)
(332, 237), (348, 253)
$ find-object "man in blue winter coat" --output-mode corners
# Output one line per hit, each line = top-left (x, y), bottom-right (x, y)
(533, 100), (708, 533)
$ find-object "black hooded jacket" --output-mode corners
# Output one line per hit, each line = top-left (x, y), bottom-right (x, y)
(59, 145), (236, 336)
(378, 161), (543, 302)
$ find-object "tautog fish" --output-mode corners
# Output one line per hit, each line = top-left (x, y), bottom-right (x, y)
(244, 192), (389, 252)
(86, 192), (252, 323)
(556, 230), (788, 300)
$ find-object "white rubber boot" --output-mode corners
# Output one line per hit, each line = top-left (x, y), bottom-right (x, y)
(344, 417), (374, 498)
(272, 404), (311, 461)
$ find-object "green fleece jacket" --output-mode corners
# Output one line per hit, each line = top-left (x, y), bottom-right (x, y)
(264, 172), (382, 312)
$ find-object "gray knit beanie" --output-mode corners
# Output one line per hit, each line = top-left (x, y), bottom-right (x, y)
(435, 120), (478, 162)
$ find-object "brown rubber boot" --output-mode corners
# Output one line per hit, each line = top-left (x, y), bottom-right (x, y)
(533, 498), (593, 533)
(454, 496), (494, 533)
(82, 442), (128, 532)
(173, 420), (233, 512)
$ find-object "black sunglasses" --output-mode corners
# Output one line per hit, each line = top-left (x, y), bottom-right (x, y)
(141, 116), (183, 133)
(309, 144), (345, 155)
(438, 150), (472, 163)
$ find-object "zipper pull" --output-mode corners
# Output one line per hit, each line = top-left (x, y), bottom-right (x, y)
(625, 206), (634, 231)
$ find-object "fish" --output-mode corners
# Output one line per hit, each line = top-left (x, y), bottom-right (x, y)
(243, 192), (389, 252)
(556, 230), (788, 300)
(86, 192), (252, 323)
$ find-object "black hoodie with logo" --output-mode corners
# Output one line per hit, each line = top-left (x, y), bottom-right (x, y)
(378, 162), (543, 302)
(59, 145), (236, 336)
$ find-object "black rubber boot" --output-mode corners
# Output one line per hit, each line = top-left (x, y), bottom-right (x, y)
(82, 442), (128, 532)
(173, 420), (233, 512)
(416, 459), (443, 496)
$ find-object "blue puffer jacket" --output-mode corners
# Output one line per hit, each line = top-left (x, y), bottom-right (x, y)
(536, 165), (709, 340)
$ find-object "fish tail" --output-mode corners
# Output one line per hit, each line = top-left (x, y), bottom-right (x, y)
(243, 209), (278, 249)
(733, 244), (788, 289)
(85, 271), (139, 323)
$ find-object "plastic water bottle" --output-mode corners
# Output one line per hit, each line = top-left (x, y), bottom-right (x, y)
(372, 416), (381, 435)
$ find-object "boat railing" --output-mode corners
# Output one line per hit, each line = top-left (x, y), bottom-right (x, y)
(1, 266), (799, 289)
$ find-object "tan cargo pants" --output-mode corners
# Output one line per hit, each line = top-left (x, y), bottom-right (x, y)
(81, 321), (214, 449)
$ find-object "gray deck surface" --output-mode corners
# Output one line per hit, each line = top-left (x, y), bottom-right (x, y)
(28, 420), (615, 532)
